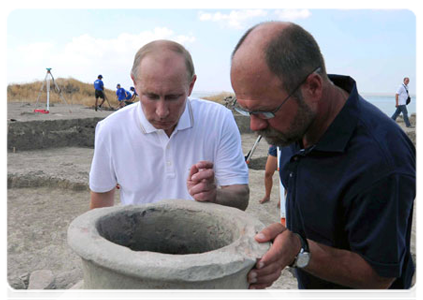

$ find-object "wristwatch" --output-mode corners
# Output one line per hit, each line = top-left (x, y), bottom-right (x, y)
(290, 233), (311, 268)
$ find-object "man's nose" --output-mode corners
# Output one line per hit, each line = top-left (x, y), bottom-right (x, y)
(250, 114), (268, 132)
(156, 100), (169, 119)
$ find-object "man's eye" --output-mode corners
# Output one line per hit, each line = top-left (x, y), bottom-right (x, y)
(146, 94), (159, 100)
(166, 95), (180, 101)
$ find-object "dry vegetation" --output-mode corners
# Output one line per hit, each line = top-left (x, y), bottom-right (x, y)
(7, 78), (234, 108)
(200, 91), (234, 105)
(7, 78), (120, 108)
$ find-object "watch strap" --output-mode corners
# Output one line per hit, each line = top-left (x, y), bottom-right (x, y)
(289, 233), (309, 267)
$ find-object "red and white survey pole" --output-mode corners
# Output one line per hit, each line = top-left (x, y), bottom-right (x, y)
(34, 68), (69, 114)
(46, 68), (51, 112)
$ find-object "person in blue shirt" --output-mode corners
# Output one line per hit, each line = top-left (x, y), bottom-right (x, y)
(94, 75), (105, 111)
(231, 21), (415, 289)
(115, 84), (128, 108)
(124, 86), (138, 106)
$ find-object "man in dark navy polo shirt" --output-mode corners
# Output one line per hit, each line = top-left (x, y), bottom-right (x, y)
(230, 21), (415, 289)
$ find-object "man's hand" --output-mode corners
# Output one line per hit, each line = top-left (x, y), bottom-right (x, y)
(249, 223), (397, 289)
(187, 161), (217, 203)
(248, 223), (301, 289)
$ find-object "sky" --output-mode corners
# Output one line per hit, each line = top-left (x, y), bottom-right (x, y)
(5, 3), (418, 96)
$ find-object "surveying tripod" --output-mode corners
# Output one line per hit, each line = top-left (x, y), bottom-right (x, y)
(34, 68), (70, 114)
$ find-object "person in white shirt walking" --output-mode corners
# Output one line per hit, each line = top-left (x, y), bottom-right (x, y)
(391, 77), (413, 128)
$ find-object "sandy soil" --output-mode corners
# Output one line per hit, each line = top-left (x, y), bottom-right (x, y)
(6, 102), (416, 290)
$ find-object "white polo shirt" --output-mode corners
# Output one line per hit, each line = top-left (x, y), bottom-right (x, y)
(396, 84), (409, 105)
(89, 98), (249, 205)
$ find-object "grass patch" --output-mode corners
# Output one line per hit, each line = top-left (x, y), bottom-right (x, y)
(7, 78), (234, 108)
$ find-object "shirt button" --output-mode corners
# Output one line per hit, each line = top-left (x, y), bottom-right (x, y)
(289, 172), (293, 177)
(167, 161), (172, 166)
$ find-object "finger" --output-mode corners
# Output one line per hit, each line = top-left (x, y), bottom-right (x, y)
(189, 180), (216, 193)
(255, 222), (286, 243)
(195, 161), (214, 170)
(191, 168), (214, 182)
(248, 269), (282, 287)
(193, 191), (216, 202)
(188, 164), (199, 180)
(249, 257), (284, 280)
(257, 230), (298, 270)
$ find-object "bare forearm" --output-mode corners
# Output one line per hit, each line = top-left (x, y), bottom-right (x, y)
(216, 184), (249, 211)
(305, 240), (395, 289)
(90, 189), (115, 209)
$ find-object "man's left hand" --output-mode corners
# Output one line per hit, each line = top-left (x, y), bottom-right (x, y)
(187, 161), (217, 203)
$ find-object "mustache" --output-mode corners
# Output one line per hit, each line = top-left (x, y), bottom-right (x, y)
(255, 127), (281, 138)
(254, 126), (299, 147)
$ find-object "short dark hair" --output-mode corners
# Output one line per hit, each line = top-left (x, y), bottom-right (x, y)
(265, 23), (327, 93)
(233, 22), (327, 93)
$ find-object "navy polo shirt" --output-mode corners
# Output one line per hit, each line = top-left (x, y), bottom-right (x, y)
(279, 75), (415, 289)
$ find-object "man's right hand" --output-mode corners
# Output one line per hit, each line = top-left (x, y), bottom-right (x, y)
(247, 222), (302, 289)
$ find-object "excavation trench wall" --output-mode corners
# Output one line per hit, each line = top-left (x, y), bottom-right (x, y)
(7, 115), (252, 151)
(7, 118), (103, 151)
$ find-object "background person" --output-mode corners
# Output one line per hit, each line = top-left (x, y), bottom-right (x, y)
(89, 40), (249, 211)
(124, 86), (137, 106)
(391, 77), (412, 128)
(259, 145), (279, 206)
(115, 84), (127, 108)
(94, 74), (105, 111)
(231, 21), (415, 289)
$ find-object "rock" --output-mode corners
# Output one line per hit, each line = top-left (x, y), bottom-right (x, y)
(54, 269), (83, 289)
(5, 277), (26, 300)
(28, 270), (55, 289)
(19, 272), (30, 288)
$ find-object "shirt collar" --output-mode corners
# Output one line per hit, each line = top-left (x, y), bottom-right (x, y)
(138, 98), (194, 134)
(311, 75), (360, 153)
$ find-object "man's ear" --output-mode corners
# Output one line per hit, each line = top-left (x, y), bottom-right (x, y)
(305, 73), (323, 102)
(188, 75), (197, 96)
(131, 75), (139, 94)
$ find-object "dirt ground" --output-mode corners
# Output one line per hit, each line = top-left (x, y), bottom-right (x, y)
(6, 102), (416, 291)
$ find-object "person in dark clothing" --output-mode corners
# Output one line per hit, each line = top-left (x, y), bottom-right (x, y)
(94, 75), (105, 111)
(231, 21), (415, 290)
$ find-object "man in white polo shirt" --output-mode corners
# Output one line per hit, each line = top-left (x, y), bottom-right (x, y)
(391, 77), (412, 128)
(89, 40), (249, 210)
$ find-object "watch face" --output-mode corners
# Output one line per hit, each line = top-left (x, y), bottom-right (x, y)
(296, 252), (311, 268)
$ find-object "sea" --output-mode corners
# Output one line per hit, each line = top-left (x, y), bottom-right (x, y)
(192, 91), (417, 117)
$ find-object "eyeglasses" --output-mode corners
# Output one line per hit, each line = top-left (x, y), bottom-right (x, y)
(233, 67), (321, 120)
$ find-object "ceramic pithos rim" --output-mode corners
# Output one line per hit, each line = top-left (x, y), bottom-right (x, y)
(67, 199), (270, 282)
